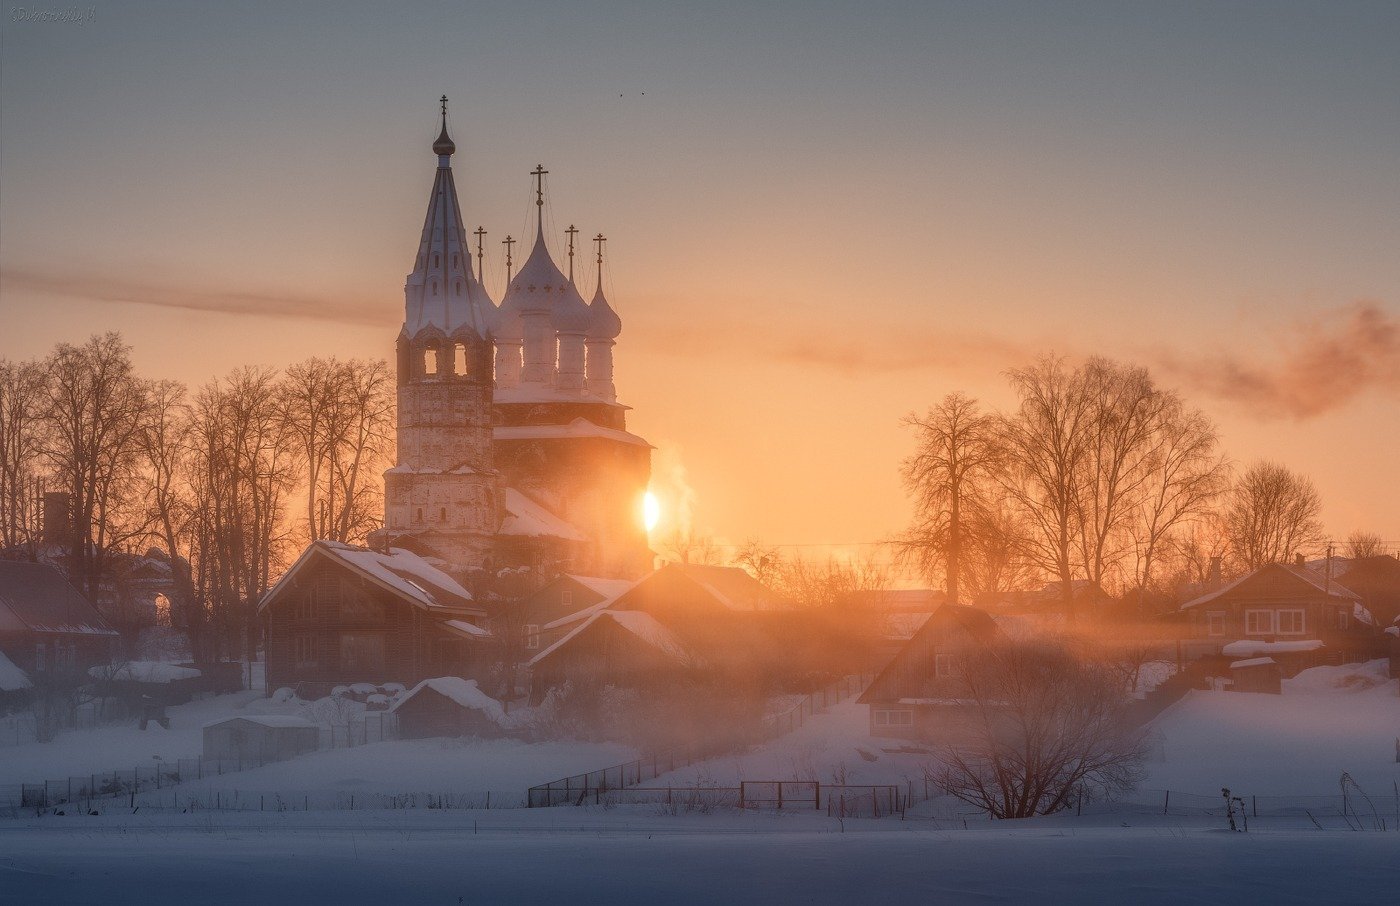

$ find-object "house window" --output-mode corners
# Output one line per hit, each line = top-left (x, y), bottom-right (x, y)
(34, 642), (46, 673)
(873, 709), (914, 728)
(1337, 608), (1350, 631)
(294, 635), (318, 668)
(440, 506), (447, 522)
(935, 654), (961, 678)
(1206, 611), (1226, 637)
(1276, 609), (1305, 635)
(560, 589), (573, 608)
(55, 643), (76, 671)
(1245, 609), (1273, 635)
(339, 634), (386, 673)
(525, 624), (540, 650)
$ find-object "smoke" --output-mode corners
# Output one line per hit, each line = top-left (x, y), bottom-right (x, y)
(1152, 301), (1400, 420)
(776, 329), (1041, 376)
(1, 267), (387, 327)
(647, 441), (697, 543)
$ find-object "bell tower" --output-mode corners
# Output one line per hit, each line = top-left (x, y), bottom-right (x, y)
(382, 97), (500, 569)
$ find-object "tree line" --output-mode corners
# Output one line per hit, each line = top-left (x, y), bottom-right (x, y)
(897, 354), (1384, 616)
(0, 333), (394, 660)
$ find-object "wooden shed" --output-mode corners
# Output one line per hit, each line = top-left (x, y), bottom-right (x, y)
(390, 677), (507, 739)
(202, 715), (319, 764)
(1229, 657), (1283, 694)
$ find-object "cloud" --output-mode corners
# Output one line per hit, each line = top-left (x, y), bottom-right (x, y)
(1151, 301), (1400, 420)
(775, 330), (1042, 376)
(0, 267), (387, 327)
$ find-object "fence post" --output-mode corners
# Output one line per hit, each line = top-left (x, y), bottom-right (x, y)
(815, 782), (821, 810)
(739, 782), (745, 810)
(1164, 790), (1170, 814)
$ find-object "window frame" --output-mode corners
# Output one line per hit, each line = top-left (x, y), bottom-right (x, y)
(1206, 611), (1227, 637)
(1275, 608), (1305, 636)
(1244, 609), (1274, 635)
(934, 653), (961, 678)
(873, 709), (914, 728)
(525, 624), (541, 650)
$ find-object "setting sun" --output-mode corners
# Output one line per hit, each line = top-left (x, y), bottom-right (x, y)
(643, 491), (661, 533)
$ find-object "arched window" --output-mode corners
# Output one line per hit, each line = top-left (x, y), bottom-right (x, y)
(434, 253), (440, 267)
(423, 347), (439, 376)
(454, 343), (468, 375)
(439, 506), (447, 522)
(455, 280), (461, 295)
(452, 253), (458, 267)
(432, 281), (438, 296)
(415, 507), (423, 522)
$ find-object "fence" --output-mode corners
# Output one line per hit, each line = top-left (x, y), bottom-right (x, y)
(0, 713), (38, 747)
(527, 673), (873, 808)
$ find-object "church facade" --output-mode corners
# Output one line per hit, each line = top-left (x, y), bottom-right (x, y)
(379, 102), (653, 581)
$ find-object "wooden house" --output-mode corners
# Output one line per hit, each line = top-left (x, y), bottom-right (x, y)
(529, 563), (844, 702)
(503, 573), (635, 655)
(1177, 562), (1381, 674)
(856, 604), (1000, 741)
(0, 560), (119, 690)
(259, 541), (490, 697)
(1333, 555), (1400, 628)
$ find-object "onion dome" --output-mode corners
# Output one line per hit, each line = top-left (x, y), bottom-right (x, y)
(502, 231), (570, 316)
(587, 283), (623, 339)
(432, 94), (456, 157)
(552, 280), (592, 333)
(489, 297), (522, 342)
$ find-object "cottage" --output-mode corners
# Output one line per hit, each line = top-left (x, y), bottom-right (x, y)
(1178, 562), (1380, 673)
(503, 573), (635, 655)
(856, 605), (1000, 741)
(0, 561), (119, 691)
(390, 676), (508, 739)
(203, 715), (319, 764)
(258, 541), (491, 697)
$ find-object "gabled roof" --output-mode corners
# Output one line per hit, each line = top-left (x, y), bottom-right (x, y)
(858, 604), (1000, 704)
(493, 418), (652, 448)
(660, 563), (789, 611)
(530, 608), (692, 667)
(0, 561), (119, 637)
(1180, 562), (1364, 611)
(499, 488), (587, 542)
(258, 541), (483, 616)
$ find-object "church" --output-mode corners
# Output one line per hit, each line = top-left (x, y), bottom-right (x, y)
(259, 100), (653, 694)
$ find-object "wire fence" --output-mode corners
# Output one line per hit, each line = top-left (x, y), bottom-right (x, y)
(527, 674), (873, 808)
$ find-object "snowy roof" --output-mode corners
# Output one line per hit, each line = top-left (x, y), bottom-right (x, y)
(530, 609), (692, 666)
(1230, 657), (1277, 669)
(390, 676), (506, 723)
(89, 661), (202, 683)
(203, 714), (318, 730)
(0, 560), (120, 637)
(503, 230), (570, 316)
(258, 541), (483, 617)
(0, 648), (31, 692)
(1220, 639), (1325, 657)
(499, 488), (587, 542)
(442, 618), (491, 639)
(493, 418), (652, 448)
(666, 563), (789, 611)
(568, 575), (637, 600)
(1180, 562), (1364, 610)
(492, 385), (628, 408)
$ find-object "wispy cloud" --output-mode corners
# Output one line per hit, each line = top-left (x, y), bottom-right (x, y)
(1, 267), (387, 327)
(1152, 301), (1400, 419)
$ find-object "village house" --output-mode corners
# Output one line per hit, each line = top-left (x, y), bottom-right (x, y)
(529, 563), (852, 703)
(0, 560), (119, 695)
(856, 604), (1000, 741)
(1177, 562), (1381, 675)
(500, 573), (636, 655)
(390, 676), (510, 739)
(259, 541), (490, 697)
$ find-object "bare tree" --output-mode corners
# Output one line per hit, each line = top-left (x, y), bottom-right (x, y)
(1344, 531), (1385, 559)
(897, 393), (1003, 605)
(932, 639), (1147, 818)
(1224, 461), (1324, 571)
(959, 492), (1037, 602)
(37, 333), (154, 600)
(732, 539), (783, 587)
(0, 358), (45, 553)
(659, 528), (721, 565)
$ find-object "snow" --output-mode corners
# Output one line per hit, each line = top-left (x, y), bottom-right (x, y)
(1229, 657), (1276, 669)
(605, 611), (690, 661)
(88, 661), (202, 683)
(324, 542), (476, 609)
(499, 488), (588, 541)
(204, 715), (317, 729)
(443, 618), (490, 638)
(1220, 639), (1324, 657)
(0, 649), (31, 691)
(494, 417), (652, 448)
(392, 677), (506, 723)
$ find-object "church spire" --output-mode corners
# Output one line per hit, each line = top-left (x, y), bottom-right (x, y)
(402, 96), (490, 338)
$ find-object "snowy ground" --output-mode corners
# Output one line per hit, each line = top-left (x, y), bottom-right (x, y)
(1, 809), (1397, 905)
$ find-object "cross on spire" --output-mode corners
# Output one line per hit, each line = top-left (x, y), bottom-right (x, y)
(531, 164), (548, 207)
(593, 233), (607, 292)
(473, 226), (486, 279)
(503, 235), (516, 282)
(440, 94), (448, 119)
(566, 225), (579, 281)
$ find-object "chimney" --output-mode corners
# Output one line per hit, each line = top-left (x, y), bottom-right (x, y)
(1208, 556), (1222, 587)
(1294, 553), (1306, 568)
(42, 491), (71, 545)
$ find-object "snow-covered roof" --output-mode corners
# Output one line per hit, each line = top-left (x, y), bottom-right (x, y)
(0, 560), (120, 637)
(499, 488), (587, 542)
(493, 418), (652, 448)
(531, 609), (692, 666)
(442, 618), (490, 639)
(390, 676), (506, 723)
(259, 541), (483, 617)
(1230, 657), (1277, 669)
(1181, 562), (1364, 610)
(568, 575), (637, 600)
(0, 648), (32, 692)
(89, 661), (202, 683)
(492, 385), (627, 408)
(503, 230), (570, 316)
(203, 714), (317, 730)
(1220, 639), (1325, 658)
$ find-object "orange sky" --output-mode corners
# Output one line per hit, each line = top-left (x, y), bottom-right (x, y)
(2, 2), (1398, 563)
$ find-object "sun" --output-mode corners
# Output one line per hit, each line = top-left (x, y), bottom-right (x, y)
(643, 492), (661, 532)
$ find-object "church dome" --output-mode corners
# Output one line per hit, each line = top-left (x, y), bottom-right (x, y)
(433, 123), (456, 157)
(552, 281), (592, 334)
(587, 283), (623, 339)
(502, 232), (570, 316)
(489, 297), (522, 341)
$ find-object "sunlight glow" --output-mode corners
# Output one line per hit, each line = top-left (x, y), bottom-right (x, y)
(643, 492), (661, 532)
